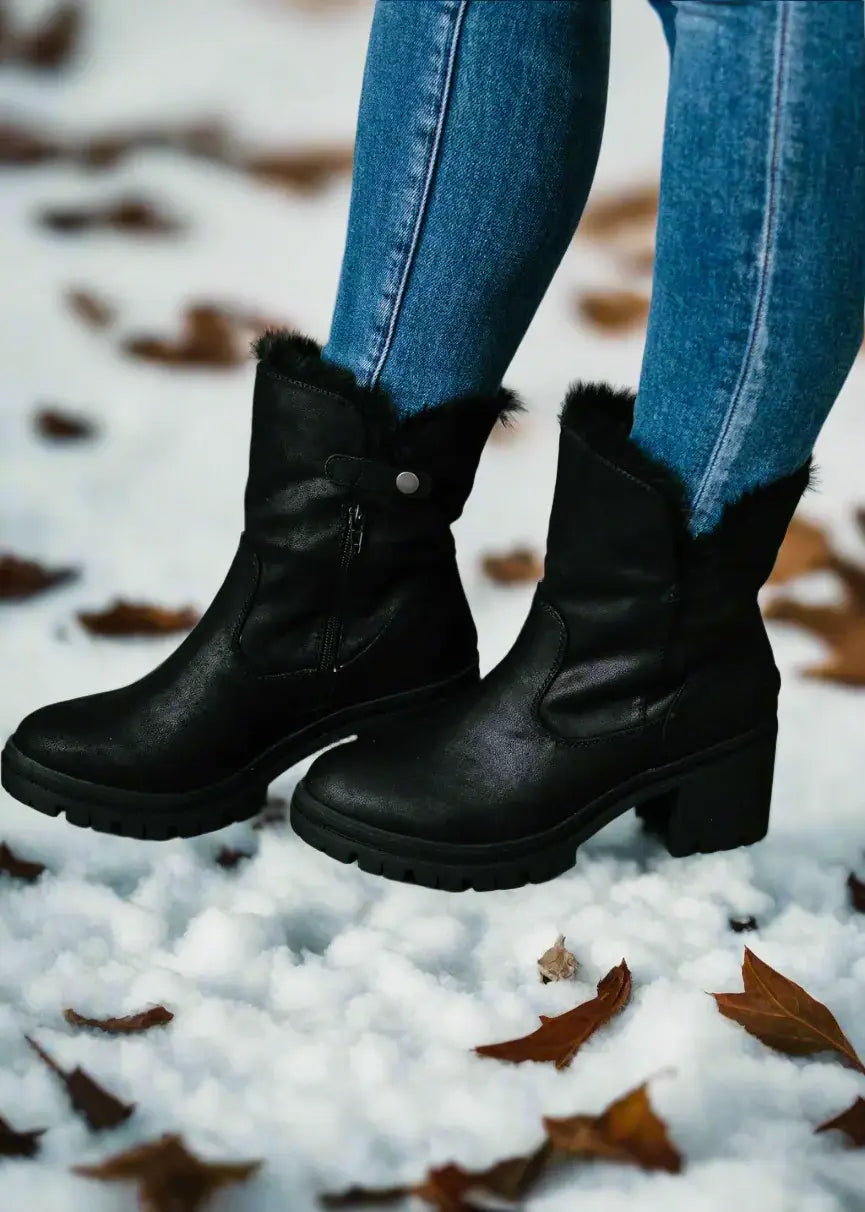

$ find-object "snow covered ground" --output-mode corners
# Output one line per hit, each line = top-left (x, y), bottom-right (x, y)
(2, 1), (865, 1208)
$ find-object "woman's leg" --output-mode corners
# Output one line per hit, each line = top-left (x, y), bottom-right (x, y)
(632, 0), (865, 533)
(324, 0), (611, 416)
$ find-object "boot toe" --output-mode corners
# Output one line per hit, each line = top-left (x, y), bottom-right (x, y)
(11, 698), (100, 780)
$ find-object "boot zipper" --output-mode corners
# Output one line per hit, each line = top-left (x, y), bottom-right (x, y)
(319, 503), (365, 673)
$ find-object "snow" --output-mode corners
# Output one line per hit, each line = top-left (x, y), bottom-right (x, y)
(2, 0), (865, 1208)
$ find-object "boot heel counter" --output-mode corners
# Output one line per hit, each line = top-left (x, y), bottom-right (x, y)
(660, 604), (780, 760)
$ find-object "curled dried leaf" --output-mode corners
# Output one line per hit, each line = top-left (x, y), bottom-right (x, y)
(324, 1142), (553, 1211)
(215, 848), (252, 870)
(481, 548), (543, 586)
(537, 935), (578, 984)
(0, 121), (62, 165)
(35, 407), (97, 441)
(63, 1006), (174, 1035)
(0, 843), (45, 882)
(0, 1115), (44, 1159)
(544, 1082), (681, 1174)
(577, 290), (650, 334)
(74, 1134), (261, 1211)
(816, 1097), (865, 1147)
(123, 304), (252, 369)
(0, 554), (78, 600)
(728, 915), (758, 934)
(16, 3), (82, 69)
(26, 1036), (134, 1131)
(712, 948), (865, 1073)
(78, 601), (199, 637)
(475, 959), (631, 1069)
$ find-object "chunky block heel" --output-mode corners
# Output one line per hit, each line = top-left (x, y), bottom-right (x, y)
(636, 725), (777, 857)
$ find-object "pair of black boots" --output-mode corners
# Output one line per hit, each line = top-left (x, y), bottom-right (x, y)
(0, 334), (808, 890)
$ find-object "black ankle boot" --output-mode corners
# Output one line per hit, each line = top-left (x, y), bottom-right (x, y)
(291, 382), (810, 891)
(1, 334), (515, 837)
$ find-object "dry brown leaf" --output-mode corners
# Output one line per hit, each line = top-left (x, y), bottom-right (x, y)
(475, 959), (631, 1069)
(0, 1114), (44, 1159)
(252, 796), (288, 830)
(123, 304), (267, 369)
(63, 1006), (174, 1035)
(26, 1036), (134, 1131)
(247, 144), (353, 193)
(324, 1143), (553, 1211)
(66, 288), (116, 330)
(848, 872), (865, 913)
(74, 1133), (261, 1212)
(35, 406), (97, 441)
(768, 515), (835, 585)
(580, 186), (658, 240)
(763, 598), (865, 686)
(0, 2), (82, 70)
(537, 935), (578, 984)
(0, 554), (78, 600)
(816, 1097), (865, 1147)
(544, 1082), (681, 1174)
(712, 948), (865, 1072)
(40, 197), (181, 236)
(0, 121), (62, 164)
(78, 601), (199, 637)
(481, 547), (544, 586)
(215, 847), (252, 870)
(0, 842), (45, 882)
(577, 290), (650, 334)
(728, 915), (758, 934)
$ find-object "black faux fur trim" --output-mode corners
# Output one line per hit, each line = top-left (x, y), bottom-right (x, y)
(254, 329), (520, 430)
(560, 379), (812, 544)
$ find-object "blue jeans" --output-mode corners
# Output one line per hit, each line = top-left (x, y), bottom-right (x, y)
(324, 0), (865, 533)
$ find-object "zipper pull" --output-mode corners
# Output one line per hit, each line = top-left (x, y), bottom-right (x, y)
(348, 504), (365, 557)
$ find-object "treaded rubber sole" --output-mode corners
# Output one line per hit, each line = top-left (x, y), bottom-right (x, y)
(290, 722), (778, 892)
(0, 669), (476, 840)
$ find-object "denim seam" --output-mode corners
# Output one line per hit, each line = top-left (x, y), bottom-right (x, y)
(690, 2), (790, 530)
(365, 0), (469, 392)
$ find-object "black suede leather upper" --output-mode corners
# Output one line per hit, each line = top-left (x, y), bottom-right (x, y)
(303, 386), (809, 846)
(12, 346), (508, 795)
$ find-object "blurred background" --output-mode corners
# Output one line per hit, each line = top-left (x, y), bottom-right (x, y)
(2, 3), (865, 1207)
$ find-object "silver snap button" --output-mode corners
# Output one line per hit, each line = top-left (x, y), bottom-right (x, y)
(395, 470), (420, 495)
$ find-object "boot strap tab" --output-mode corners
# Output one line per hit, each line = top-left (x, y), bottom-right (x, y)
(325, 455), (432, 499)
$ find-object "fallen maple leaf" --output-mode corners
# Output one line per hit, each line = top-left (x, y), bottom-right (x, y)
(324, 1143), (553, 1211)
(475, 959), (631, 1069)
(66, 287), (116, 330)
(577, 289), (650, 334)
(768, 515), (834, 585)
(816, 1097), (865, 1147)
(0, 554), (78, 600)
(78, 601), (199, 637)
(0, 121), (62, 164)
(481, 547), (544, 586)
(712, 948), (865, 1073)
(0, 1114), (44, 1159)
(763, 598), (865, 686)
(40, 196), (181, 235)
(74, 1134), (261, 1212)
(544, 1082), (681, 1174)
(35, 406), (97, 441)
(63, 1006), (174, 1035)
(26, 1036), (134, 1131)
(848, 873), (865, 913)
(0, 842), (45, 882)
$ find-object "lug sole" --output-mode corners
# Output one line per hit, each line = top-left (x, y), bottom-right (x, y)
(0, 669), (476, 840)
(290, 721), (778, 892)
